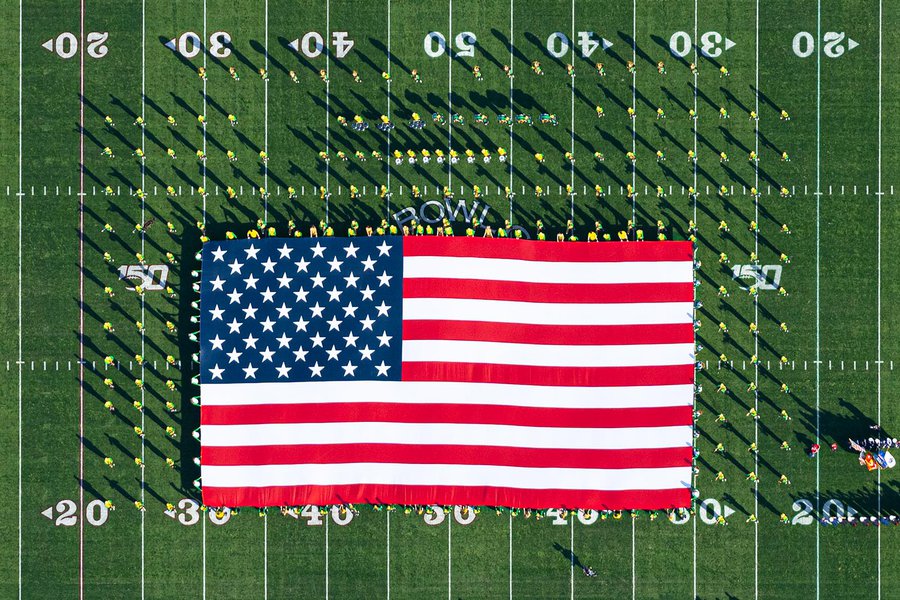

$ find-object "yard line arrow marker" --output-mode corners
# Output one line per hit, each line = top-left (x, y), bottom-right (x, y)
(724, 37), (736, 51)
(164, 38), (177, 51)
(288, 39), (300, 52)
(41, 506), (53, 520)
(723, 504), (735, 518)
(601, 38), (613, 50)
(847, 38), (859, 51)
(163, 508), (177, 519)
(41, 39), (54, 53)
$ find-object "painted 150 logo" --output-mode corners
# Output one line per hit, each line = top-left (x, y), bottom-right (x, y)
(732, 264), (782, 291)
(118, 264), (169, 291)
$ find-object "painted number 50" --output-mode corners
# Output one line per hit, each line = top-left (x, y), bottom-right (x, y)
(424, 32), (476, 57)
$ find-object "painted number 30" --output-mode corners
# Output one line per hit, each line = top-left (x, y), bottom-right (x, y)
(669, 31), (734, 58)
(166, 32), (232, 59)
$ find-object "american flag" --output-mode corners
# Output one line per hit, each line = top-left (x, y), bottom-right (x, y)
(198, 236), (695, 510)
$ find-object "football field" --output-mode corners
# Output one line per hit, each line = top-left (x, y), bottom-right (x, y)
(0, 0), (899, 597)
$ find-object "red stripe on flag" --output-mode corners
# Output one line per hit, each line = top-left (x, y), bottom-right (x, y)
(402, 321), (695, 346)
(200, 403), (692, 428)
(403, 237), (694, 263)
(202, 484), (691, 511)
(402, 362), (694, 387)
(402, 279), (694, 303)
(201, 443), (692, 469)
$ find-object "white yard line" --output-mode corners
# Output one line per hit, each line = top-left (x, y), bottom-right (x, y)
(753, 1), (760, 597)
(815, 0), (822, 597)
(386, 510), (391, 600)
(630, 4), (637, 597)
(447, 0), (453, 190)
(202, 518), (206, 600)
(448, 515), (452, 600)
(876, 0), (883, 596)
(691, 0), (698, 596)
(325, 515), (329, 600)
(568, 0), (575, 222)
(263, 513), (268, 599)
(508, 512), (512, 600)
(78, 0), (86, 595)
(263, 0), (269, 222)
(324, 0), (331, 223)
(385, 0), (391, 218)
(17, 0), (23, 595)
(569, 515), (574, 600)
(630, 0), (636, 224)
(139, 0), (147, 596)
(201, 2), (208, 595)
(632, 517), (636, 599)
(508, 0), (514, 224)
(263, 4), (269, 594)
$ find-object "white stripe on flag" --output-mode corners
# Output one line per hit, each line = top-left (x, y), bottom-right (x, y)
(403, 256), (693, 284)
(401, 340), (695, 367)
(402, 298), (694, 325)
(201, 381), (695, 409)
(202, 462), (693, 491)
(202, 422), (693, 449)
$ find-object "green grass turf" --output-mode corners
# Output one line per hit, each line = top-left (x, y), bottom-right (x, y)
(1, 0), (899, 597)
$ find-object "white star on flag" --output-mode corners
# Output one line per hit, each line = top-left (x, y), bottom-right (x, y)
(227, 289), (243, 304)
(209, 364), (225, 380)
(277, 244), (293, 259)
(311, 242), (326, 258)
(261, 257), (277, 272)
(210, 276), (226, 291)
(276, 362), (292, 378)
(210, 246), (227, 261)
(242, 363), (258, 378)
(244, 244), (260, 260)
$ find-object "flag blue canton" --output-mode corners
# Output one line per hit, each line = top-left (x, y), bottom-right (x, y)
(199, 237), (403, 384)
